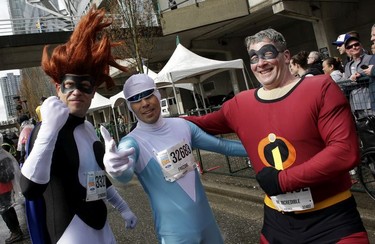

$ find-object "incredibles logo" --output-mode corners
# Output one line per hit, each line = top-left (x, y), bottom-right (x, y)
(258, 133), (296, 170)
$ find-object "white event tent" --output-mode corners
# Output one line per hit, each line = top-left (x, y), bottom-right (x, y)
(88, 92), (111, 113)
(154, 44), (249, 113)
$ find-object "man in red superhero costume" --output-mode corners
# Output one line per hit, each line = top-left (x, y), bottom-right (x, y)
(185, 28), (369, 243)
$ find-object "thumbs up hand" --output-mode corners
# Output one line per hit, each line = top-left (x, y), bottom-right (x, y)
(100, 126), (135, 177)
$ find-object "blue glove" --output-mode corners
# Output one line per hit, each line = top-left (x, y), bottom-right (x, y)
(256, 167), (282, 196)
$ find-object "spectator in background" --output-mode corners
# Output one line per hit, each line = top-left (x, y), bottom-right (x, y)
(1, 134), (17, 159)
(343, 36), (373, 118)
(332, 33), (351, 56)
(290, 51), (321, 77)
(17, 115), (34, 166)
(35, 96), (47, 122)
(331, 32), (364, 64)
(0, 133), (24, 244)
(289, 51), (310, 77)
(343, 36), (372, 81)
(347, 30), (369, 54)
(371, 24), (375, 44)
(322, 57), (344, 82)
(362, 24), (375, 112)
(307, 51), (323, 74)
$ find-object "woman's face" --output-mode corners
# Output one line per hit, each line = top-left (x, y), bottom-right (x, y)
(322, 60), (332, 75)
(289, 62), (299, 77)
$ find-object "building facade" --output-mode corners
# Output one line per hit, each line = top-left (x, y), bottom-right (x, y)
(0, 73), (21, 120)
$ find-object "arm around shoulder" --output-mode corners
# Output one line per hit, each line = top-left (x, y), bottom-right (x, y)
(188, 121), (247, 157)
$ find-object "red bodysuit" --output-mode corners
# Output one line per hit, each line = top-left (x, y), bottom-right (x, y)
(186, 75), (368, 243)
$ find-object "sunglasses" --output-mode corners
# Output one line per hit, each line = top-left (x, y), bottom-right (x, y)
(127, 89), (155, 103)
(345, 42), (360, 50)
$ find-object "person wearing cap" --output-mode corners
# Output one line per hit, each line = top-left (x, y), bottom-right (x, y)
(342, 35), (373, 118)
(343, 35), (372, 81)
(20, 6), (137, 243)
(100, 73), (248, 243)
(332, 33), (351, 56)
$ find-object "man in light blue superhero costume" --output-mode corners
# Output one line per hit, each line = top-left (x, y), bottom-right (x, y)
(100, 74), (248, 244)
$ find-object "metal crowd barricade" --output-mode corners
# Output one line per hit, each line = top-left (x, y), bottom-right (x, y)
(194, 133), (254, 179)
(336, 77), (374, 119)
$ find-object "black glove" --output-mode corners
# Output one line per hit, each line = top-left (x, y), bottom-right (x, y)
(256, 167), (283, 196)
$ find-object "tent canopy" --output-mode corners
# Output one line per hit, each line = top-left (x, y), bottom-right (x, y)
(88, 92), (111, 113)
(154, 44), (246, 86)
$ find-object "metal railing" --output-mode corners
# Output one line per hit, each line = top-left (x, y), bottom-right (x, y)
(0, 16), (79, 36)
(0, 13), (160, 36)
(336, 77), (374, 119)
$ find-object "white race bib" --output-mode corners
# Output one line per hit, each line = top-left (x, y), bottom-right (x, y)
(270, 187), (314, 212)
(86, 170), (107, 202)
(155, 141), (196, 182)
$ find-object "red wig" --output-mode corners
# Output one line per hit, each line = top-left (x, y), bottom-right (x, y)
(41, 5), (127, 89)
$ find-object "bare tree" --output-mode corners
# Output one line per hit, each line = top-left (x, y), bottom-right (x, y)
(19, 67), (55, 120)
(104, 0), (161, 73)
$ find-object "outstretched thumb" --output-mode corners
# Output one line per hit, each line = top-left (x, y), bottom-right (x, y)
(100, 126), (115, 152)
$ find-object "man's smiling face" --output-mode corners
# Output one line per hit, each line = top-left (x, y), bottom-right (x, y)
(248, 41), (291, 90)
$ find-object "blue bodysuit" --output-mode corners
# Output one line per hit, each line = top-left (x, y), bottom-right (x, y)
(115, 117), (247, 243)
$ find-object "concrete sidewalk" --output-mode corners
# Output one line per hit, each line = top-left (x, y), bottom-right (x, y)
(196, 148), (375, 234)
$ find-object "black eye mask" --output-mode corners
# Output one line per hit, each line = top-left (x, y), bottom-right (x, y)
(248, 44), (281, 64)
(60, 75), (95, 94)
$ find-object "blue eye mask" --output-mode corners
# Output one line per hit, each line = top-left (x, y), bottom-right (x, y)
(248, 44), (281, 64)
(60, 75), (95, 94)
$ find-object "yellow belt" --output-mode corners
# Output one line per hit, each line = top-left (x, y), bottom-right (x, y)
(264, 190), (352, 214)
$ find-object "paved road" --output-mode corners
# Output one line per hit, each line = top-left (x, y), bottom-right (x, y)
(1, 174), (374, 243)
(107, 178), (265, 243)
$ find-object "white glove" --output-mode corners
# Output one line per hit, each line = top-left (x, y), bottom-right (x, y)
(100, 126), (135, 178)
(40, 96), (69, 137)
(21, 96), (69, 184)
(107, 186), (137, 229)
(121, 207), (138, 229)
